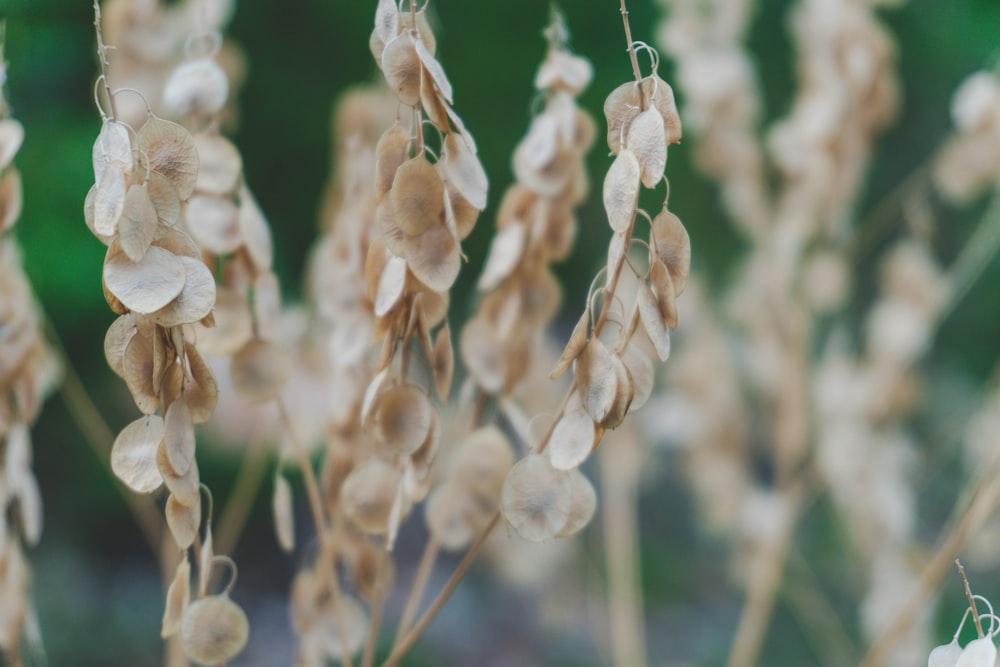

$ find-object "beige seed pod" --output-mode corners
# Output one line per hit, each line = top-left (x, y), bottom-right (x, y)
(237, 185), (273, 271)
(153, 256), (217, 327)
(651, 208), (690, 296)
(340, 459), (401, 535)
(637, 280), (671, 362)
(104, 315), (136, 380)
(501, 454), (572, 542)
(183, 342), (219, 425)
(432, 323), (454, 401)
(414, 38), (452, 104)
(104, 243), (187, 314)
(375, 123), (411, 203)
(604, 81), (642, 155)
(164, 58), (230, 117)
(92, 120), (133, 182)
(410, 408), (441, 476)
(621, 342), (654, 411)
(424, 481), (479, 551)
(460, 316), (505, 393)
(381, 33), (422, 107)
(146, 172), (181, 229)
(179, 594), (249, 666)
(600, 353), (634, 430)
(555, 469), (597, 538)
(550, 308), (590, 380)
(444, 133), (488, 210)
(374, 385), (433, 456)
(649, 260), (678, 329)
(361, 367), (390, 425)
(0, 168), (23, 234)
(152, 226), (202, 259)
(164, 398), (196, 477)
(272, 472), (295, 553)
(162, 558), (191, 638)
(603, 149), (641, 233)
(230, 338), (291, 403)
(119, 183), (159, 262)
(93, 166), (128, 237)
(548, 408), (597, 471)
(110, 415), (166, 494)
(84, 184), (114, 245)
(477, 223), (526, 292)
(123, 333), (159, 414)
(403, 221), (461, 293)
(0, 119), (24, 171)
(166, 493), (201, 550)
(452, 426), (515, 498)
(536, 50), (593, 95)
(193, 133), (243, 196)
(186, 194), (242, 255)
(421, 69), (450, 130)
(643, 76), (682, 146)
(157, 442), (201, 507)
(626, 107), (667, 189)
(138, 116), (199, 199)
(401, 9), (437, 57)
(576, 338), (618, 423)
(194, 287), (253, 357)
(444, 178), (479, 240)
(391, 155), (444, 236)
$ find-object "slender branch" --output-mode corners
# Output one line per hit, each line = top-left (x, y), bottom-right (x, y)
(380, 510), (501, 667)
(619, 0), (643, 85)
(93, 0), (118, 120)
(957, 560), (984, 638)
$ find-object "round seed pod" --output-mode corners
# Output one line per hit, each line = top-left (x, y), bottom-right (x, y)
(193, 133), (243, 196)
(555, 469), (597, 538)
(230, 338), (291, 403)
(425, 481), (479, 551)
(179, 594), (249, 666)
(110, 415), (165, 494)
(373, 385), (433, 457)
(928, 639), (962, 667)
(164, 58), (230, 117)
(391, 155), (444, 236)
(956, 637), (996, 667)
(381, 33), (421, 107)
(501, 454), (572, 542)
(547, 408), (597, 471)
(340, 459), (401, 535)
(452, 426), (515, 499)
(138, 116), (198, 199)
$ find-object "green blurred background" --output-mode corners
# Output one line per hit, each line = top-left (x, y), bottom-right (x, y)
(1, 0), (999, 665)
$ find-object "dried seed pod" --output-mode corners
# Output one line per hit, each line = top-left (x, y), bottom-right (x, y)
(402, 221), (461, 293)
(600, 353), (634, 430)
(452, 426), (515, 498)
(104, 315), (136, 380)
(381, 33), (421, 106)
(195, 287), (253, 357)
(548, 408), (597, 471)
(162, 558), (191, 638)
(603, 149), (641, 232)
(157, 442), (201, 507)
(375, 123), (410, 203)
(621, 343), (654, 411)
(651, 209), (690, 297)
(444, 133), (488, 211)
(649, 259), (679, 329)
(391, 155), (444, 236)
(460, 315), (505, 392)
(104, 244), (187, 314)
(123, 333), (159, 414)
(550, 308), (589, 380)
(424, 481), (478, 551)
(956, 637), (996, 667)
(477, 224), (526, 292)
(111, 415), (166, 493)
(555, 469), (597, 538)
(272, 472), (295, 553)
(432, 323), (454, 401)
(164, 398), (196, 477)
(138, 116), (199, 199)
(183, 342), (219, 425)
(193, 133), (243, 196)
(186, 194), (242, 255)
(576, 338), (618, 423)
(501, 454), (572, 542)
(93, 166), (128, 237)
(627, 107), (667, 189)
(340, 459), (401, 535)
(93, 120), (133, 182)
(373, 385), (433, 457)
(604, 81), (641, 155)
(147, 172), (182, 228)
(415, 38), (452, 104)
(164, 58), (230, 117)
(166, 494), (201, 550)
(179, 594), (249, 666)
(230, 338), (291, 403)
(153, 256), (216, 327)
(637, 279), (671, 362)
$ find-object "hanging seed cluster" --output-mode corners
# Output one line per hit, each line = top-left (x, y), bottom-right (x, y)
(500, 44), (689, 542)
(92, 6), (250, 663)
(0, 83), (58, 654)
(462, 14), (596, 396)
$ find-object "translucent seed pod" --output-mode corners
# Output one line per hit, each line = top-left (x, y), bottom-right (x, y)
(340, 459), (401, 535)
(164, 58), (230, 117)
(179, 594), (249, 666)
(501, 454), (572, 542)
(956, 636), (996, 667)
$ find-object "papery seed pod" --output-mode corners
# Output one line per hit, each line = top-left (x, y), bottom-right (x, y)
(104, 244), (187, 314)
(600, 352), (635, 430)
(230, 338), (291, 403)
(452, 426), (515, 498)
(501, 454), (572, 542)
(162, 558), (191, 638)
(183, 343), (219, 424)
(179, 594), (249, 666)
(478, 224), (526, 292)
(186, 194), (241, 255)
(93, 120), (133, 182)
(146, 172), (181, 228)
(373, 384), (433, 457)
(153, 256), (216, 327)
(403, 221), (461, 292)
(374, 254), (407, 317)
(929, 638), (962, 667)
(425, 481), (479, 551)
(164, 58), (230, 117)
(157, 442), (201, 507)
(621, 342), (654, 411)
(603, 149), (641, 233)
(166, 493), (201, 550)
(138, 116), (199, 199)
(551, 309), (589, 380)
(651, 208), (690, 296)
(272, 472), (295, 553)
(119, 183), (159, 262)
(381, 33), (421, 106)
(577, 338), (618, 423)
(391, 155), (444, 236)
(956, 637), (997, 667)
(627, 107), (667, 189)
(555, 469), (597, 538)
(443, 133), (488, 211)
(163, 398), (196, 476)
(637, 280), (671, 362)
(193, 133), (243, 196)
(93, 167), (128, 237)
(340, 459), (401, 535)
(547, 408), (597, 471)
(104, 315), (136, 380)
(122, 334), (159, 415)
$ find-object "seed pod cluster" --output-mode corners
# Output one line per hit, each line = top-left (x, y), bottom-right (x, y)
(0, 95), (58, 658)
(501, 42), (688, 542)
(462, 16), (595, 396)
